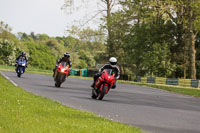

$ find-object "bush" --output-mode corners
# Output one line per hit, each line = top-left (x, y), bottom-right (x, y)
(0, 39), (17, 65)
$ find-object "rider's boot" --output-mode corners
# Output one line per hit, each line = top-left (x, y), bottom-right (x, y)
(91, 82), (95, 88)
(53, 69), (55, 77)
(111, 84), (116, 89)
(111, 81), (116, 89)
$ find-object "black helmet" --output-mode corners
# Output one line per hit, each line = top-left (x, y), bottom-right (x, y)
(64, 52), (70, 58)
(22, 51), (26, 56)
(109, 57), (117, 66)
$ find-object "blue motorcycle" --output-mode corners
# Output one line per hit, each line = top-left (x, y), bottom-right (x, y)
(16, 58), (27, 77)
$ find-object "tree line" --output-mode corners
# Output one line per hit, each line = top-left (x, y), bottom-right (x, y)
(111, 0), (200, 79)
(63, 0), (200, 79)
(0, 21), (106, 70)
(1, 0), (200, 79)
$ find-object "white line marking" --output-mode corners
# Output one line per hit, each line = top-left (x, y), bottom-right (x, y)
(0, 71), (18, 86)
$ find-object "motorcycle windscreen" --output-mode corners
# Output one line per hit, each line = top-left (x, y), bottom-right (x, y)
(18, 57), (26, 66)
(60, 62), (68, 68)
(105, 69), (114, 75)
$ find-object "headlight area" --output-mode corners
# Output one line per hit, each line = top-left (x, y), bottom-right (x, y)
(61, 69), (65, 73)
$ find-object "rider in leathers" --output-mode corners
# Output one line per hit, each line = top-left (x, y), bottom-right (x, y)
(15, 51), (28, 71)
(53, 52), (72, 77)
(91, 57), (120, 89)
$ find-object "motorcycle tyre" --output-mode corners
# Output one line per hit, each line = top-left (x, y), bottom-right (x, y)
(55, 81), (61, 87)
(98, 84), (107, 100)
(91, 89), (98, 99)
(17, 73), (21, 77)
(17, 68), (21, 78)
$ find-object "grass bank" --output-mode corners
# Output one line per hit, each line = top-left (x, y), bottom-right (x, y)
(0, 65), (90, 79)
(0, 74), (140, 133)
(119, 80), (200, 98)
(0, 65), (52, 75)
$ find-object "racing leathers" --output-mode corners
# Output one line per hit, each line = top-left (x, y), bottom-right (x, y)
(15, 55), (28, 72)
(91, 62), (120, 89)
(16, 55), (28, 65)
(53, 57), (72, 77)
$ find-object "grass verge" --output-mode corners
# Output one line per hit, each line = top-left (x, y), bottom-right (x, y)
(0, 65), (52, 76)
(0, 65), (91, 79)
(0, 74), (141, 133)
(119, 80), (200, 98)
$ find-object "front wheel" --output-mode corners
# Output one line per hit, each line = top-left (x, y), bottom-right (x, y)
(98, 84), (107, 100)
(17, 67), (21, 77)
(54, 73), (63, 87)
(91, 89), (98, 99)
(17, 73), (21, 77)
(55, 82), (61, 87)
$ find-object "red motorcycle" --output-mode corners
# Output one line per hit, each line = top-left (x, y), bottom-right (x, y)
(54, 62), (70, 87)
(91, 69), (115, 100)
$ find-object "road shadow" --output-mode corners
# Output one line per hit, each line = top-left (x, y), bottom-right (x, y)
(34, 83), (90, 95)
(72, 95), (114, 102)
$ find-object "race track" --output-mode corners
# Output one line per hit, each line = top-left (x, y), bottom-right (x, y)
(1, 71), (200, 133)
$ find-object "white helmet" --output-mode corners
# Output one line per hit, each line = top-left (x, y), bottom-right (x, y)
(109, 57), (117, 66)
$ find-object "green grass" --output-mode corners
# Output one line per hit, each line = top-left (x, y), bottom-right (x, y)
(119, 80), (200, 98)
(0, 65), (53, 75)
(0, 65), (91, 79)
(0, 74), (141, 133)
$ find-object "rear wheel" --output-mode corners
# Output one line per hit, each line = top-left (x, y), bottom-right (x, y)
(17, 68), (21, 77)
(17, 73), (21, 77)
(98, 85), (107, 100)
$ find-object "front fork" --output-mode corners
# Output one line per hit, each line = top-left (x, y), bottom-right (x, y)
(98, 83), (110, 94)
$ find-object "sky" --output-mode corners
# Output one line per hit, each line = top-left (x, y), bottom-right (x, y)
(0, 0), (101, 37)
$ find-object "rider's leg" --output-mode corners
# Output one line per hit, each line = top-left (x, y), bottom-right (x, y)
(91, 73), (100, 88)
(111, 79), (117, 89)
(15, 61), (18, 72)
(53, 66), (57, 77)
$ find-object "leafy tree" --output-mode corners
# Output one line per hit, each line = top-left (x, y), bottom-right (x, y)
(62, 0), (119, 57)
(78, 60), (88, 69)
(19, 32), (34, 42)
(30, 32), (37, 40)
(45, 39), (66, 58)
(143, 42), (176, 77)
(109, 0), (177, 77)
(66, 26), (106, 67)
(25, 41), (56, 69)
(0, 39), (17, 65)
(147, 0), (200, 78)
(0, 21), (12, 33)
(37, 34), (49, 41)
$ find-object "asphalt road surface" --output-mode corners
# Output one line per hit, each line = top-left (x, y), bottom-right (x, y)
(1, 71), (200, 133)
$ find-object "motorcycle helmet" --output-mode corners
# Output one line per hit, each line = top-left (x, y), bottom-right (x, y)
(64, 52), (70, 58)
(22, 51), (26, 56)
(109, 57), (117, 66)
